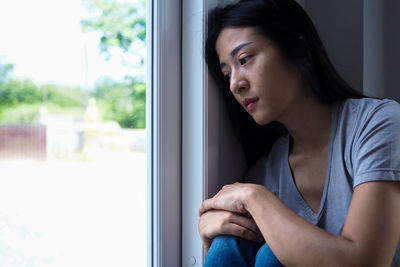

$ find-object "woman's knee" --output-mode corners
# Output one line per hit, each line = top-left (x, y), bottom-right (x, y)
(255, 242), (284, 267)
(206, 235), (239, 260)
(205, 235), (258, 267)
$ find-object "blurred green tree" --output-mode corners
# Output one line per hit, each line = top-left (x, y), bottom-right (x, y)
(0, 57), (14, 84)
(0, 58), (86, 123)
(81, 0), (146, 64)
(81, 0), (146, 128)
(94, 76), (145, 128)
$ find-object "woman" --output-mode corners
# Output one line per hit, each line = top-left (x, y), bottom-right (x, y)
(199, 0), (400, 266)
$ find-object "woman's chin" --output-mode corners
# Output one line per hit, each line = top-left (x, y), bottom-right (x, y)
(252, 115), (271, 126)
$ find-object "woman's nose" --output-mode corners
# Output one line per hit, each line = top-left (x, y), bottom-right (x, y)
(230, 71), (248, 94)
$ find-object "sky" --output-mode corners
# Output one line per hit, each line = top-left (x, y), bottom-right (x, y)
(0, 0), (145, 89)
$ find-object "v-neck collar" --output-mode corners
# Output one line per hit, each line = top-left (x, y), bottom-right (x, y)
(284, 103), (340, 223)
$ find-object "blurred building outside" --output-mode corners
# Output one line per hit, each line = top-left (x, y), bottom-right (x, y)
(0, 98), (146, 162)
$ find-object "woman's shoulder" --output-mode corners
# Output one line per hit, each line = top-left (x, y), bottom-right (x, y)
(339, 97), (400, 115)
(336, 98), (400, 129)
(339, 98), (400, 187)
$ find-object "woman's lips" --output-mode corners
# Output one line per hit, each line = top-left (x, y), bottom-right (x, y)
(243, 97), (259, 111)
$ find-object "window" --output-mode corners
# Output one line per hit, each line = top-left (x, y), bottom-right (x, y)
(0, 0), (147, 266)
(148, 0), (181, 265)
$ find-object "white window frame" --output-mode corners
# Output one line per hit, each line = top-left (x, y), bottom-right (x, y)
(182, 1), (242, 267)
(181, 0), (210, 266)
(148, 0), (182, 266)
(149, 0), (221, 265)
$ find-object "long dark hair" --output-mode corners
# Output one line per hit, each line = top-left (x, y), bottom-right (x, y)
(205, 0), (364, 167)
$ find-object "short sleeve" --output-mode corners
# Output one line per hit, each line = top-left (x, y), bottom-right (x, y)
(353, 100), (400, 187)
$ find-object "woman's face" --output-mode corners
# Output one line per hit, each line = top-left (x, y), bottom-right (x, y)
(215, 27), (305, 125)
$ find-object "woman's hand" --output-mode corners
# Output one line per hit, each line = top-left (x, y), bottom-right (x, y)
(199, 183), (262, 216)
(198, 209), (263, 254)
(198, 183), (266, 254)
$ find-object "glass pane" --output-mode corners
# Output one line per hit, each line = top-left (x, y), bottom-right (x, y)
(0, 0), (147, 266)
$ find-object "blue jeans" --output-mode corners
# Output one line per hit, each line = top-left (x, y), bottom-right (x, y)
(205, 235), (284, 267)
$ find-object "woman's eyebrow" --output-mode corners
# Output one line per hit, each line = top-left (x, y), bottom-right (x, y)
(230, 42), (253, 58)
(219, 42), (253, 69)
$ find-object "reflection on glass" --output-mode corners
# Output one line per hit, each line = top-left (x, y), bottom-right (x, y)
(0, 0), (147, 266)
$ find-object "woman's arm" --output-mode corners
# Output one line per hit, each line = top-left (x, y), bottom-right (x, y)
(200, 181), (400, 266)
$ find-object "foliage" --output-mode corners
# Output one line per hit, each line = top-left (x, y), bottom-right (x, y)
(0, 0), (148, 129)
(80, 0), (146, 63)
(0, 103), (42, 124)
(81, 0), (147, 128)
(0, 60), (87, 124)
(0, 78), (41, 106)
(41, 84), (86, 107)
(94, 77), (145, 128)
(0, 57), (14, 84)
(0, 79), (85, 109)
(0, 59), (145, 128)
(0, 103), (86, 124)
(0, 59), (85, 110)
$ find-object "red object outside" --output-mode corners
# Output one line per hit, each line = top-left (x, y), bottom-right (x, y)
(0, 125), (46, 161)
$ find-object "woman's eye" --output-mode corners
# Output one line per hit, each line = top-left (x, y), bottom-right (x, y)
(239, 56), (251, 65)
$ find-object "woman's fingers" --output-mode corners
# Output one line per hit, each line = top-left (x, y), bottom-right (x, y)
(223, 222), (264, 243)
(199, 183), (257, 215)
(222, 211), (262, 236)
(199, 198), (213, 215)
(199, 210), (264, 246)
(199, 192), (242, 215)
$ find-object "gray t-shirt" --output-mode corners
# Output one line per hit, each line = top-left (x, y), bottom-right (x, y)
(246, 98), (400, 266)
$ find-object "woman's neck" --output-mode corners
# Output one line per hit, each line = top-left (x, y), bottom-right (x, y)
(280, 93), (332, 156)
